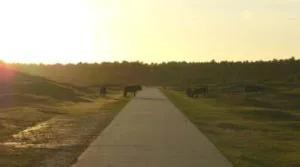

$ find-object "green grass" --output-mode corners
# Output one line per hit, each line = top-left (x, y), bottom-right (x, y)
(163, 89), (300, 167)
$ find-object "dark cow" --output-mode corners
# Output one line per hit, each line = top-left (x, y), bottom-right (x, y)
(192, 87), (208, 98)
(100, 85), (107, 97)
(186, 87), (193, 97)
(124, 85), (142, 97)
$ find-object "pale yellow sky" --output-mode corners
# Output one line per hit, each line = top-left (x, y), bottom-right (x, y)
(0, 0), (299, 63)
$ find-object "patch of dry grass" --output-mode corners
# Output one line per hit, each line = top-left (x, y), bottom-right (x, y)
(0, 91), (130, 167)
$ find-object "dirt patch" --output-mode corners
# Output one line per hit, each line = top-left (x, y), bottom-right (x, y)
(37, 110), (122, 167)
(0, 112), (117, 166)
(3, 116), (78, 146)
(0, 94), (129, 167)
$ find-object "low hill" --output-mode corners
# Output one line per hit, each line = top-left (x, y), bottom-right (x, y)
(0, 64), (94, 108)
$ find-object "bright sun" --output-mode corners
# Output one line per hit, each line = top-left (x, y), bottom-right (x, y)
(0, 0), (115, 64)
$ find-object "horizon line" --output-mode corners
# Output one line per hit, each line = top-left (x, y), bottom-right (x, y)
(2, 56), (298, 65)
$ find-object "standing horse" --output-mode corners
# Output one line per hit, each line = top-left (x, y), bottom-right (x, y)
(186, 87), (193, 97)
(123, 85), (142, 97)
(100, 86), (107, 97)
(192, 87), (208, 98)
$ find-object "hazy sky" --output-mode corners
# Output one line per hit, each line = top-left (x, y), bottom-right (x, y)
(0, 0), (299, 63)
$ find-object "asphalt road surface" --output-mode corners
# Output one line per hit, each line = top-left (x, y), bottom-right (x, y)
(71, 87), (233, 167)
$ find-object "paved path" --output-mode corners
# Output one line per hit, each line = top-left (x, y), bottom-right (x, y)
(71, 88), (233, 167)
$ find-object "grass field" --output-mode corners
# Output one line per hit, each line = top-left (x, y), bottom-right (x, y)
(0, 67), (132, 167)
(163, 86), (300, 167)
(0, 91), (130, 167)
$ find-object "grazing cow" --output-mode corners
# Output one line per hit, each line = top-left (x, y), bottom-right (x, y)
(123, 85), (142, 97)
(245, 85), (264, 93)
(186, 87), (193, 97)
(100, 85), (107, 97)
(192, 87), (208, 98)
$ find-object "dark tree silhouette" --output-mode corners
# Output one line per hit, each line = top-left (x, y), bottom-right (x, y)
(9, 57), (300, 87)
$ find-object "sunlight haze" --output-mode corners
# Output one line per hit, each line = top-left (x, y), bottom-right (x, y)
(0, 0), (299, 64)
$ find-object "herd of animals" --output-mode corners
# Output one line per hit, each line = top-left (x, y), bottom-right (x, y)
(99, 84), (264, 98)
(185, 85), (265, 98)
(185, 87), (209, 98)
(99, 85), (142, 97)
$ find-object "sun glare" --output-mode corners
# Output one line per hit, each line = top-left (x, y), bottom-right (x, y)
(0, 0), (300, 63)
(0, 0), (115, 64)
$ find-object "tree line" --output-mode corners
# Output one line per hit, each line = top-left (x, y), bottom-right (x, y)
(7, 57), (300, 86)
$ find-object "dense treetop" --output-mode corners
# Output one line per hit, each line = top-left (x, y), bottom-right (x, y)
(7, 57), (300, 86)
